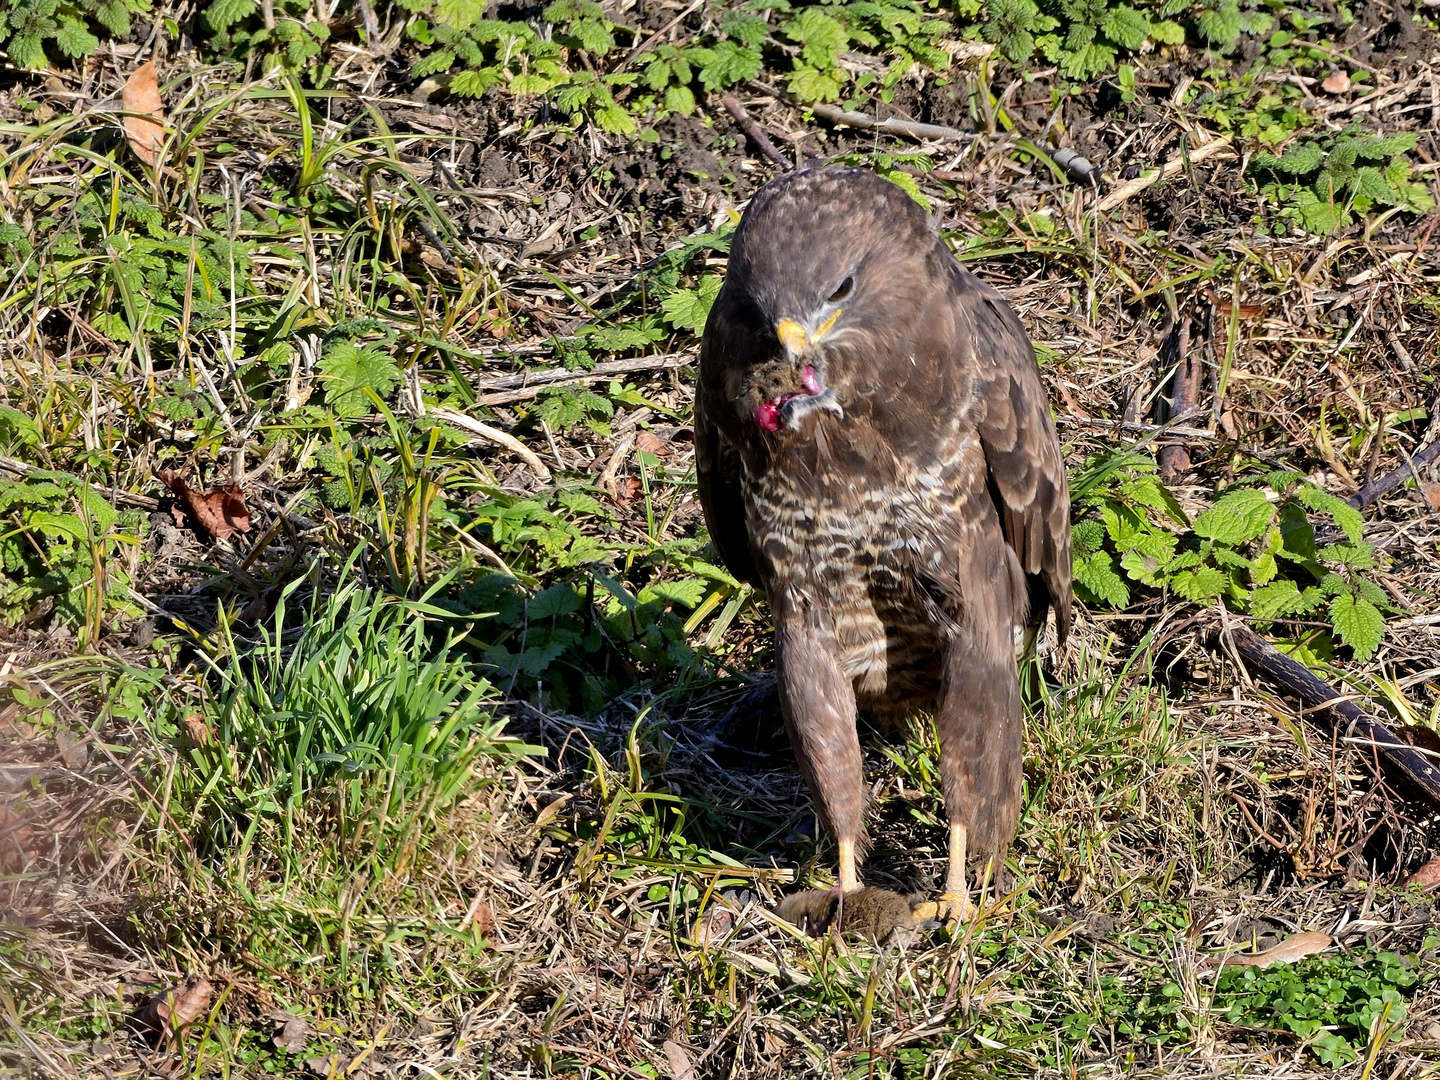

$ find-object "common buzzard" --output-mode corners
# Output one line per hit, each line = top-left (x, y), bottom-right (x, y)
(696, 167), (1071, 921)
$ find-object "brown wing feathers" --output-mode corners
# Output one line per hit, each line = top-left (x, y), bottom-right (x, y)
(953, 268), (1072, 644)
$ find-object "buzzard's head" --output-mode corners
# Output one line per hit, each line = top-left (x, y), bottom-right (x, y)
(712, 167), (941, 434)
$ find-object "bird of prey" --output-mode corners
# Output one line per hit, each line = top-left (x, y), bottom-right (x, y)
(695, 167), (1070, 921)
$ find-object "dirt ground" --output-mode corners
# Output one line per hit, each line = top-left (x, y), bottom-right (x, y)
(4, 7), (1440, 1076)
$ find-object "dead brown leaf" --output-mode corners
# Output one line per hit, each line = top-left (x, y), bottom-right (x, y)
(0, 803), (37, 872)
(183, 714), (215, 747)
(616, 477), (643, 504)
(1202, 287), (1266, 319)
(1321, 71), (1351, 94)
(1423, 482), (1440, 512)
(634, 430), (671, 457)
(534, 792), (572, 828)
(159, 469), (252, 541)
(138, 974), (214, 1045)
(1218, 930), (1331, 968)
(1405, 854), (1440, 889)
(54, 728), (87, 770)
(306, 1052), (373, 1077)
(690, 888), (759, 946)
(122, 62), (165, 166)
(661, 1039), (696, 1080)
(271, 1012), (311, 1054)
(306, 1053), (344, 1077)
(1395, 723), (1440, 757)
(459, 894), (495, 936)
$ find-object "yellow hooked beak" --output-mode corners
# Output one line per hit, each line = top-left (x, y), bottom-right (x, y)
(776, 309), (841, 353)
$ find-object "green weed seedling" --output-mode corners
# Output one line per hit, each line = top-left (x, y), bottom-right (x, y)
(1214, 949), (1423, 1067)
(0, 459), (143, 645)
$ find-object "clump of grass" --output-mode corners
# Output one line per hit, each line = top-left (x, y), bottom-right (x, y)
(132, 568), (536, 1007)
(1023, 635), (1214, 899)
(180, 570), (527, 848)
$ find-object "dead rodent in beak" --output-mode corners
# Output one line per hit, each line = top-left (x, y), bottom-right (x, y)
(736, 359), (843, 433)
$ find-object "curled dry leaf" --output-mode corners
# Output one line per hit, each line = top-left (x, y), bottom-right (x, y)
(138, 974), (214, 1044)
(617, 476), (644, 505)
(54, 728), (88, 770)
(1321, 71), (1351, 94)
(0, 803), (38, 873)
(1217, 930), (1332, 968)
(1423, 483), (1440, 512)
(690, 888), (759, 946)
(122, 62), (165, 166)
(306, 1052), (375, 1078)
(183, 714), (214, 747)
(1404, 854), (1440, 889)
(634, 430), (671, 457)
(534, 792), (572, 828)
(305, 1053), (344, 1077)
(158, 469), (252, 541)
(661, 1039), (696, 1080)
(459, 893), (495, 936)
(271, 1012), (311, 1054)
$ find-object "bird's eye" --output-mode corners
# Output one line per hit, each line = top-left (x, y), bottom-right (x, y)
(828, 276), (854, 303)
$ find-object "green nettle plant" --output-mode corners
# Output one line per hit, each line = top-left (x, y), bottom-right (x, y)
(1248, 128), (1436, 236)
(0, 0), (1307, 88)
(203, 0), (332, 68)
(399, 0), (952, 116)
(976, 0), (1267, 78)
(0, 0), (150, 68)
(0, 433), (143, 640)
(1072, 460), (1391, 661)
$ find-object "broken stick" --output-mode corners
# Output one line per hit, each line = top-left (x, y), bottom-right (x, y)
(1346, 439), (1440, 510)
(428, 406), (552, 481)
(809, 103), (972, 144)
(1096, 135), (1234, 212)
(1208, 622), (1440, 807)
(719, 93), (792, 170)
(473, 352), (691, 406)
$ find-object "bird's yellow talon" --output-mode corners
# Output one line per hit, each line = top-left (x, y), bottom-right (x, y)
(912, 891), (972, 925)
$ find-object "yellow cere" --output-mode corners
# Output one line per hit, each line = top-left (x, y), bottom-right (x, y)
(776, 309), (842, 351)
(776, 318), (809, 352)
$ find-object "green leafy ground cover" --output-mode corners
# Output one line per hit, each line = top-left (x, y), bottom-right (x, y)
(2, 0), (1439, 1075)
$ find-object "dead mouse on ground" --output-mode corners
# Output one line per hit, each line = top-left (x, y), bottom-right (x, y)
(776, 887), (917, 945)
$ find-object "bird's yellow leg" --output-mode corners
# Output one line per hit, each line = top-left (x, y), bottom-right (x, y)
(912, 824), (973, 924)
(838, 836), (861, 893)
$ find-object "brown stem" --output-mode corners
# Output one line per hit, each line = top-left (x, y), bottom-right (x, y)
(1207, 621), (1440, 808)
(1158, 315), (1200, 478)
(1345, 439), (1440, 510)
(719, 93), (792, 170)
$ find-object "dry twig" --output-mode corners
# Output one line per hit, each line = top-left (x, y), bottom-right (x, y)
(1096, 135), (1234, 212)
(474, 353), (691, 406)
(1158, 315), (1201, 478)
(808, 103), (972, 143)
(428, 406), (552, 481)
(719, 94), (792, 170)
(1346, 440), (1440, 509)
(1208, 621), (1440, 807)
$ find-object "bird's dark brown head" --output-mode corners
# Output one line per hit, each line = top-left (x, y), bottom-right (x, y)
(707, 167), (944, 434)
